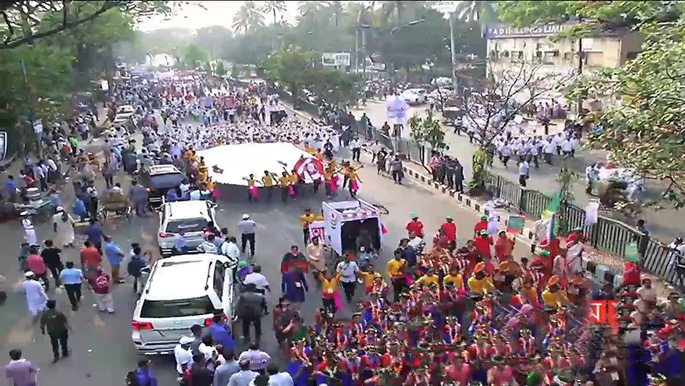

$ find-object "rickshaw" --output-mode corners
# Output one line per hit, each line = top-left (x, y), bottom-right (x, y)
(98, 190), (132, 221)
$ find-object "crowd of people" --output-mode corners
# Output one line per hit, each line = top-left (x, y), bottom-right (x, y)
(5, 71), (685, 386)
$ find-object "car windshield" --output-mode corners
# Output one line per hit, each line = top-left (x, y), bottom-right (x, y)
(166, 218), (208, 233)
(149, 173), (184, 190)
(139, 296), (214, 318)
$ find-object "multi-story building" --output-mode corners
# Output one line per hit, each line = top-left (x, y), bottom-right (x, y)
(485, 22), (643, 108)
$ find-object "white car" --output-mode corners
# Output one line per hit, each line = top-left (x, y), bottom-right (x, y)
(131, 254), (235, 355)
(401, 88), (428, 105)
(157, 200), (218, 257)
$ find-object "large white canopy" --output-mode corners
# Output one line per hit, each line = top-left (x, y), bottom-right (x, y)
(198, 142), (316, 186)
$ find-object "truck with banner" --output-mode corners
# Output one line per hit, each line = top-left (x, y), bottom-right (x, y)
(315, 200), (383, 257)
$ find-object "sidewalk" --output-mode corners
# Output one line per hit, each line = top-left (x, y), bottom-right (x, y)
(350, 103), (684, 244)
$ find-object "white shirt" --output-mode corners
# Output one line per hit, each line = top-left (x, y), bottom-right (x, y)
(544, 142), (556, 154)
(268, 372), (294, 386)
(179, 183), (190, 195)
(244, 272), (270, 290)
(336, 260), (359, 283)
(372, 143), (382, 153)
(561, 139), (573, 152)
(221, 241), (240, 261)
(408, 236), (423, 249)
(198, 342), (214, 361)
(174, 344), (193, 374)
(349, 139), (361, 149)
(198, 241), (218, 254)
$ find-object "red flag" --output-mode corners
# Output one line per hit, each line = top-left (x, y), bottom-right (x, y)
(381, 222), (389, 234)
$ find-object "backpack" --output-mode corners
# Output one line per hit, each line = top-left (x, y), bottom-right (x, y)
(93, 274), (110, 292)
(125, 370), (141, 386)
(128, 256), (145, 277)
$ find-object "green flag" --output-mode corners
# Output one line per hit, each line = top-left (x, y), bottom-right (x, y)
(624, 242), (640, 262)
(542, 190), (562, 220)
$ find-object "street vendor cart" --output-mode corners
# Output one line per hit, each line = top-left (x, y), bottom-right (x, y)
(317, 200), (383, 261)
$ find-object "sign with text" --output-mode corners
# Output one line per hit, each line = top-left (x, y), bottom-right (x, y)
(486, 23), (571, 39)
(308, 220), (326, 243)
(589, 300), (618, 325)
(322, 52), (351, 67)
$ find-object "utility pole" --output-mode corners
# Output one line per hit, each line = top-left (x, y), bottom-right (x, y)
(20, 59), (42, 158)
(576, 35), (584, 117)
(449, 12), (459, 92)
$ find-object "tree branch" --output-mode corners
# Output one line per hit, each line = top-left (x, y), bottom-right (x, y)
(1, 0), (121, 49)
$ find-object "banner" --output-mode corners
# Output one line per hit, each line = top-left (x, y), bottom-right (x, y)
(308, 221), (326, 243)
(506, 215), (526, 234)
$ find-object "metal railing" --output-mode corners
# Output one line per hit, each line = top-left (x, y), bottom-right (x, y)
(485, 170), (678, 286)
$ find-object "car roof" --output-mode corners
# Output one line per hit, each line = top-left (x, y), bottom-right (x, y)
(164, 200), (212, 220)
(147, 165), (182, 176)
(144, 254), (219, 300)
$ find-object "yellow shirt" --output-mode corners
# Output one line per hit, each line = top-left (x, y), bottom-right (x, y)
(262, 175), (274, 187)
(541, 289), (568, 308)
(205, 180), (215, 191)
(315, 151), (323, 160)
(199, 170), (208, 182)
(300, 213), (316, 229)
(278, 176), (290, 187)
(386, 259), (407, 278)
(246, 178), (256, 187)
(417, 274), (440, 286)
(324, 169), (334, 179)
(290, 174), (299, 184)
(348, 170), (358, 180)
(319, 272), (342, 295)
(443, 274), (464, 289)
(315, 214), (324, 221)
(305, 144), (315, 154)
(358, 271), (378, 288)
(520, 286), (539, 304)
(467, 276), (495, 295)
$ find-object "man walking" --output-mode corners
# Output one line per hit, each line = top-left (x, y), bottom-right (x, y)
(237, 214), (256, 257)
(40, 240), (63, 288)
(21, 271), (48, 323)
(40, 300), (70, 362)
(127, 245), (148, 295)
(128, 180), (148, 217)
(336, 254), (359, 303)
(235, 283), (266, 343)
(5, 349), (38, 386)
(59, 261), (84, 311)
(350, 137), (361, 162)
(90, 267), (114, 313)
(103, 236), (125, 283)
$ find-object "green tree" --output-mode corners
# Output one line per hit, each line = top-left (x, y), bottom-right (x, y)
(232, 1), (265, 33)
(454, 1), (497, 23)
(409, 111), (449, 152)
(195, 26), (234, 59)
(183, 43), (210, 69)
(305, 68), (362, 109)
(230, 62), (240, 79)
(261, 1), (287, 25)
(215, 61), (227, 76)
(259, 46), (318, 107)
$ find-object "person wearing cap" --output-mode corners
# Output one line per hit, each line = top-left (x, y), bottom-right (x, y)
(174, 335), (195, 376)
(52, 206), (75, 248)
(473, 229), (493, 259)
(467, 262), (495, 295)
(494, 231), (514, 262)
(300, 208), (316, 246)
(474, 215), (489, 237)
(21, 270), (49, 322)
(406, 213), (424, 238)
(237, 213), (257, 256)
(541, 276), (568, 308)
(440, 215), (457, 243)
(21, 211), (38, 246)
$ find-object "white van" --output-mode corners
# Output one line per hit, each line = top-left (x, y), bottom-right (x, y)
(131, 254), (235, 355)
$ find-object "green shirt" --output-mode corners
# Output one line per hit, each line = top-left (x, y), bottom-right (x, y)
(40, 309), (68, 335)
(291, 325), (308, 342)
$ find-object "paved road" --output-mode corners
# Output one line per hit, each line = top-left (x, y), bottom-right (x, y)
(0, 114), (541, 385)
(350, 100), (684, 242)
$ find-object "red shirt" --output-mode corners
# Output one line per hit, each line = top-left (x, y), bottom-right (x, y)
(474, 236), (492, 257)
(441, 222), (457, 242)
(474, 220), (488, 235)
(90, 272), (111, 294)
(27, 254), (46, 275)
(406, 220), (424, 238)
(80, 246), (102, 269)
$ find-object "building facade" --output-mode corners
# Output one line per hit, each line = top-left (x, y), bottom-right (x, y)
(485, 22), (643, 108)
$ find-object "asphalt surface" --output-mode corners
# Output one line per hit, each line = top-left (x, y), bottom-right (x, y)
(0, 109), (543, 385)
(351, 100), (684, 242)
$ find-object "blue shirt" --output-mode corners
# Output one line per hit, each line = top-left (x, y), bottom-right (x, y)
(5, 180), (17, 192)
(175, 235), (187, 250)
(104, 241), (123, 265)
(85, 224), (103, 243)
(208, 322), (235, 351)
(135, 368), (158, 386)
(50, 193), (62, 207)
(59, 268), (84, 285)
(166, 189), (178, 202)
